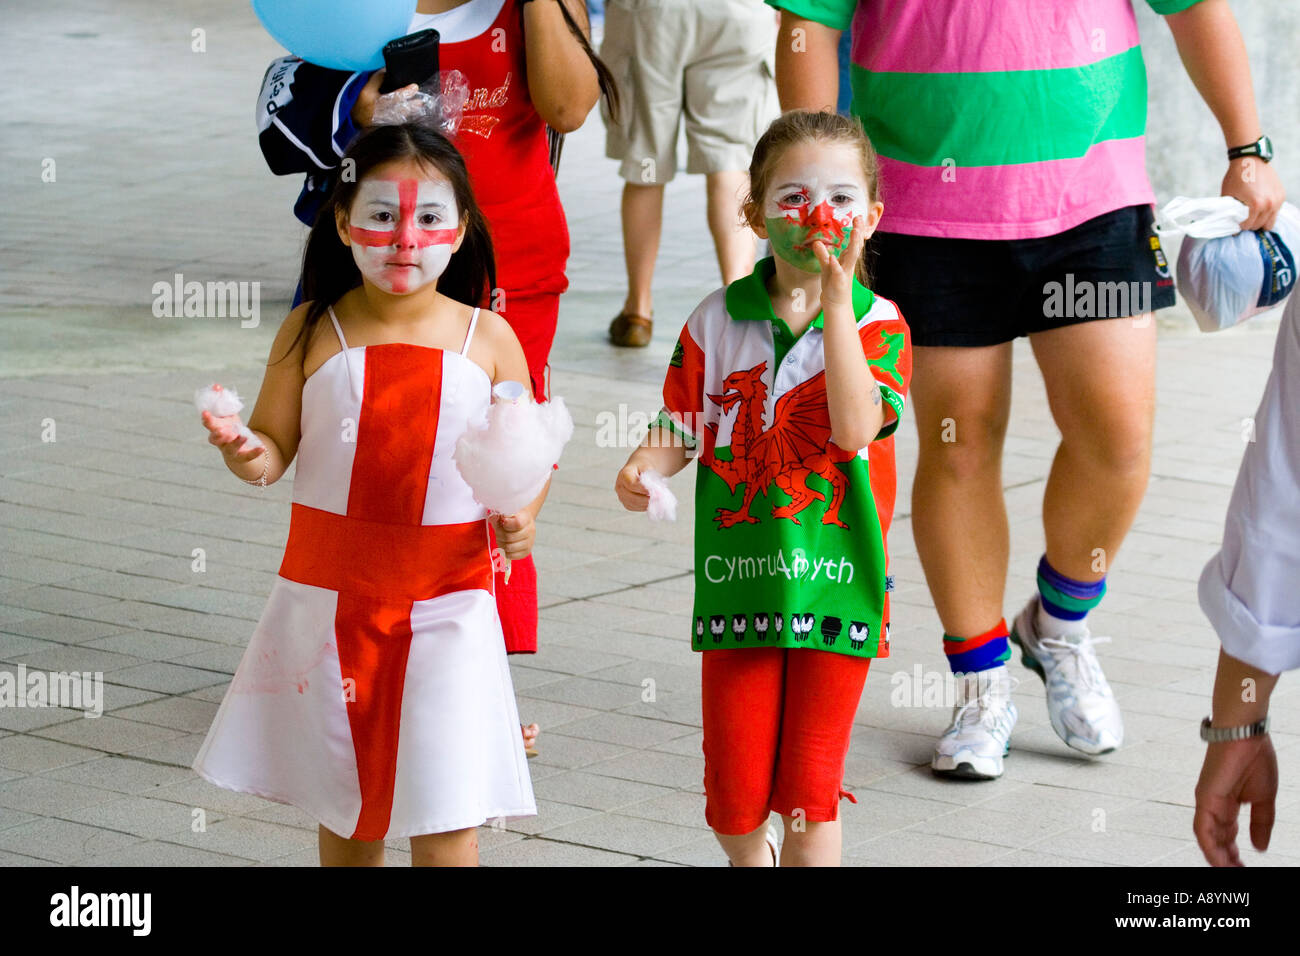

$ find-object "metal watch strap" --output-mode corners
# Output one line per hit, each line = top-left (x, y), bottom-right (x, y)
(1200, 716), (1270, 743)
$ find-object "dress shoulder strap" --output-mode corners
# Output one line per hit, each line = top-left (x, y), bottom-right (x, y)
(460, 307), (482, 357)
(326, 306), (349, 351)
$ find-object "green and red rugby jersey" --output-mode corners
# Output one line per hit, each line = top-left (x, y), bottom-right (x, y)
(767, 0), (1206, 240)
(655, 257), (912, 658)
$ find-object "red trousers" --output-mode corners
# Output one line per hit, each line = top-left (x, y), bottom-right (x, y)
(702, 648), (871, 835)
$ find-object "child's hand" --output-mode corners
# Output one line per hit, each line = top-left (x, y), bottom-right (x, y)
(813, 215), (867, 307)
(491, 510), (536, 561)
(615, 463), (651, 512)
(201, 409), (265, 464)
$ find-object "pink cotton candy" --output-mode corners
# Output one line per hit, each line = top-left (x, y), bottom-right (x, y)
(639, 469), (677, 522)
(454, 382), (574, 516)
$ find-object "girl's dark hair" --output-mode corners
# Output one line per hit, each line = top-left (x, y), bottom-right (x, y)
(283, 123), (496, 363)
(742, 110), (882, 286)
(553, 1), (620, 121)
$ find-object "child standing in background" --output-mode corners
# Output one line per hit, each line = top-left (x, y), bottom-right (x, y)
(615, 111), (911, 866)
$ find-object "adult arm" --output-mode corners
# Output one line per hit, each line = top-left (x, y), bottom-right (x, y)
(524, 0), (602, 133)
(1163, 0), (1286, 230)
(772, 12), (843, 112)
(1193, 648), (1280, 866)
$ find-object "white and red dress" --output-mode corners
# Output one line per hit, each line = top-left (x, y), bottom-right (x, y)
(194, 307), (536, 840)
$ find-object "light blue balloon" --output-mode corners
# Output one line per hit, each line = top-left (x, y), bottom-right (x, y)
(251, 0), (417, 72)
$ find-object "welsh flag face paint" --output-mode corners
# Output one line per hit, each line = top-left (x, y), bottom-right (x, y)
(348, 178), (459, 294)
(763, 174), (866, 274)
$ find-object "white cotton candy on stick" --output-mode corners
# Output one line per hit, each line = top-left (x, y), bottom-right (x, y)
(194, 384), (264, 449)
(638, 469), (677, 522)
(454, 381), (574, 516)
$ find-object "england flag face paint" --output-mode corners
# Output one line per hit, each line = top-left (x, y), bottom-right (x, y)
(347, 177), (459, 294)
(762, 145), (871, 274)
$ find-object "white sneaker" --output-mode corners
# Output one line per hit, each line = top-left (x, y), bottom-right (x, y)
(931, 666), (1019, 780)
(765, 822), (781, 866)
(726, 821), (782, 867)
(1010, 596), (1123, 755)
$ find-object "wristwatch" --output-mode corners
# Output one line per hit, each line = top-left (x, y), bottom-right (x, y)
(1200, 715), (1270, 743)
(1227, 135), (1274, 163)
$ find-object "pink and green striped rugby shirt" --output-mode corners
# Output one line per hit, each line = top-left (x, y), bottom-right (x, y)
(769, 0), (1205, 239)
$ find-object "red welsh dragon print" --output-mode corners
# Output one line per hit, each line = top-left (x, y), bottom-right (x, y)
(702, 362), (857, 531)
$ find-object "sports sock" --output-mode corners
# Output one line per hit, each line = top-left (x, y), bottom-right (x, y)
(1035, 554), (1106, 638)
(943, 618), (1011, 675)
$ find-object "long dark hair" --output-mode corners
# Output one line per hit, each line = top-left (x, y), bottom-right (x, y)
(284, 123), (496, 363)
(551, 0), (620, 121)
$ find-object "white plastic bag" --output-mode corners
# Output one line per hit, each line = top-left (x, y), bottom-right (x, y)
(1156, 197), (1299, 332)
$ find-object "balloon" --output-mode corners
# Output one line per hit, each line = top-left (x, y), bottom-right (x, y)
(250, 0), (417, 72)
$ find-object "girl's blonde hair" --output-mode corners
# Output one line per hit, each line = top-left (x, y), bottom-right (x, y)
(742, 110), (881, 286)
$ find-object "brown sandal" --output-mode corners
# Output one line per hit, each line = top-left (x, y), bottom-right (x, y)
(609, 311), (653, 348)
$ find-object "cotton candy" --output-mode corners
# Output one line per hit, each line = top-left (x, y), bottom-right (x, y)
(454, 382), (574, 516)
(195, 384), (264, 449)
(638, 469), (677, 522)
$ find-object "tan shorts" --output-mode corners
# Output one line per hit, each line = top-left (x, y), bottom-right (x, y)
(600, 0), (778, 184)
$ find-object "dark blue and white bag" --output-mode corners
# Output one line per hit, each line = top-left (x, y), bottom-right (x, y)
(1156, 197), (1300, 332)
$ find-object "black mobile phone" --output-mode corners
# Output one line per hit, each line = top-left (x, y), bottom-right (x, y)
(379, 29), (440, 94)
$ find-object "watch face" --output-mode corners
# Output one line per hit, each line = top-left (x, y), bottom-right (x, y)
(1260, 135), (1274, 161)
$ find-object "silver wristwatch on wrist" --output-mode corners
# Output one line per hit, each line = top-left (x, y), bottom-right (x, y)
(1200, 716), (1270, 743)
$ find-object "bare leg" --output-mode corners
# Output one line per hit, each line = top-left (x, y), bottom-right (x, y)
(409, 827), (479, 867)
(621, 182), (665, 317)
(714, 819), (776, 867)
(910, 343), (1016, 636)
(1030, 316), (1157, 582)
(705, 170), (757, 283)
(318, 825), (384, 867)
(779, 816), (842, 866)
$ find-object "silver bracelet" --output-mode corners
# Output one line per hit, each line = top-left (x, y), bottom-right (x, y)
(1200, 715), (1270, 743)
(242, 454), (269, 488)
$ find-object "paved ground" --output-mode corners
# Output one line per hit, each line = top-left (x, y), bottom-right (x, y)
(1, 2), (1298, 866)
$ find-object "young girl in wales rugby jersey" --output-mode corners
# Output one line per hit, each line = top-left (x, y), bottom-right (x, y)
(614, 110), (911, 866)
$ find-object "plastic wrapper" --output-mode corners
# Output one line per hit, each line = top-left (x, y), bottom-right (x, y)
(638, 469), (677, 522)
(194, 384), (264, 450)
(1156, 196), (1299, 332)
(371, 69), (470, 136)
